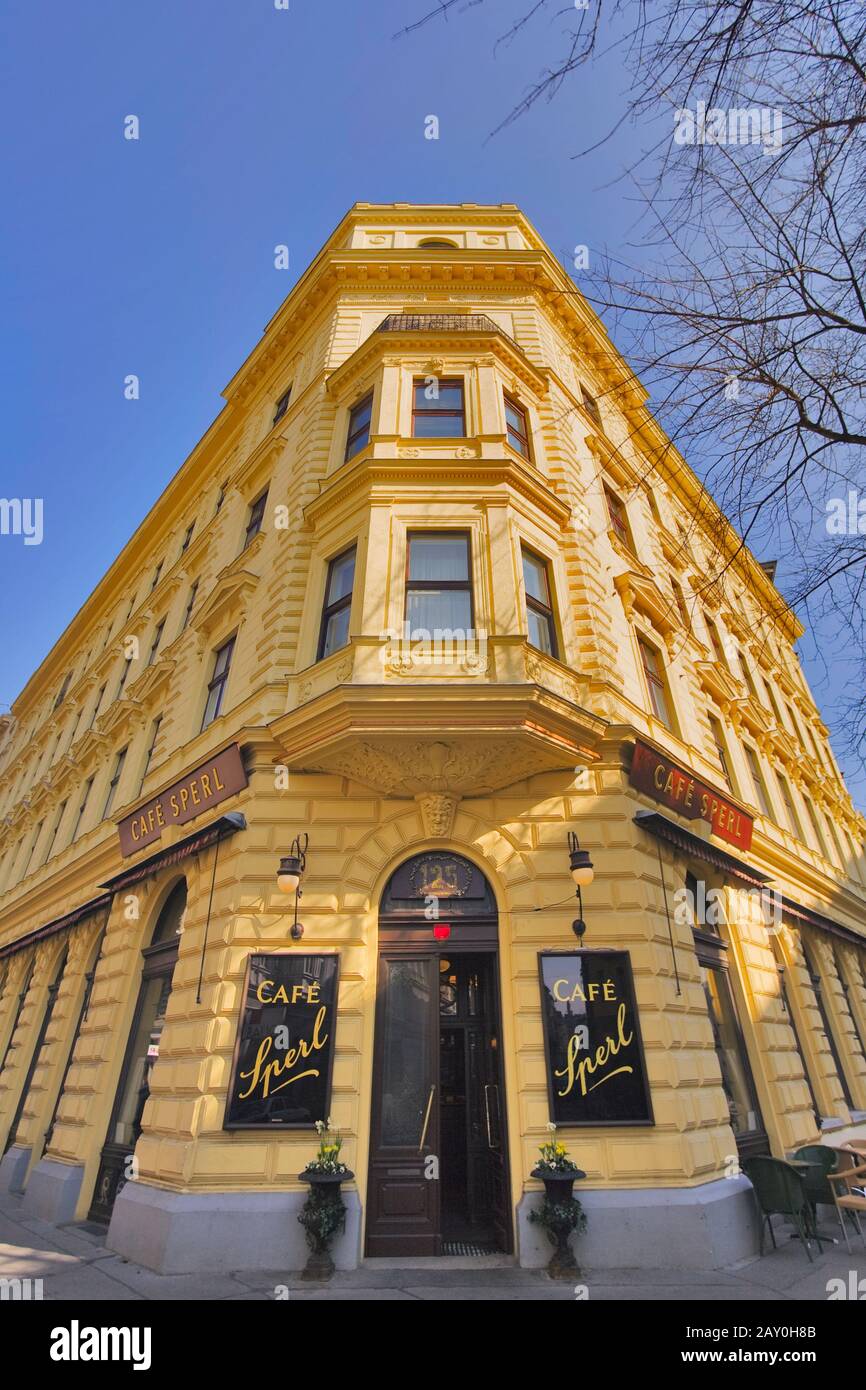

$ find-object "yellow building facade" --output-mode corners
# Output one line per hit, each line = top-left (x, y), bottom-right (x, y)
(1, 203), (865, 1273)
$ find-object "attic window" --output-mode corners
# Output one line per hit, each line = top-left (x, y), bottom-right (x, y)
(417, 239), (458, 249)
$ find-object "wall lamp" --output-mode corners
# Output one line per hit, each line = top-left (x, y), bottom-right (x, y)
(277, 833), (308, 940)
(568, 831), (594, 940)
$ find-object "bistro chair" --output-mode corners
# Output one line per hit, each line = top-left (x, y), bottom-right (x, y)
(827, 1148), (866, 1253)
(742, 1156), (821, 1262)
(791, 1144), (838, 1214)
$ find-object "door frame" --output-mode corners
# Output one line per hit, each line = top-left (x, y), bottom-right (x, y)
(365, 899), (514, 1256)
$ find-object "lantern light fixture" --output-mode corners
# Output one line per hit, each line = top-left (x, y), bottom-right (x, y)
(276, 833), (308, 941)
(567, 831), (593, 939)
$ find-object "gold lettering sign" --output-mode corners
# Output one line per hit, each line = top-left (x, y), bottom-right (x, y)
(539, 951), (653, 1127)
(225, 953), (340, 1129)
(117, 744), (247, 856)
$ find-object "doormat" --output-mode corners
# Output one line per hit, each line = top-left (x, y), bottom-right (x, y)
(441, 1240), (499, 1257)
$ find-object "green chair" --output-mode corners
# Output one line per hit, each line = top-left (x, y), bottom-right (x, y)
(742, 1156), (822, 1262)
(792, 1144), (838, 1213)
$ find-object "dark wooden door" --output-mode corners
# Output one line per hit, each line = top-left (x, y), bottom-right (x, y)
(365, 954), (441, 1256)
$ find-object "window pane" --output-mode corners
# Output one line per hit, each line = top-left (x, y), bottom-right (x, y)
(321, 607), (351, 658)
(406, 590), (472, 634)
(413, 411), (464, 437)
(350, 396), (372, 431)
(380, 960), (432, 1147)
(408, 535), (468, 581)
(327, 550), (356, 604)
(505, 400), (525, 433)
(414, 381), (463, 411)
(701, 965), (761, 1136)
(112, 974), (174, 1149)
(522, 550), (549, 605)
(527, 608), (554, 655)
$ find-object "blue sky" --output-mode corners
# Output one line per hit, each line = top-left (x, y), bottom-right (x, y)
(1, 0), (861, 803)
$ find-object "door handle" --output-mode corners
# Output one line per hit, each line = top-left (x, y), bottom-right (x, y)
(419, 1084), (436, 1151)
(484, 1083), (500, 1150)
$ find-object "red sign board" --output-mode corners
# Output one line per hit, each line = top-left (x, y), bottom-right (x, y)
(117, 743), (247, 857)
(629, 739), (753, 852)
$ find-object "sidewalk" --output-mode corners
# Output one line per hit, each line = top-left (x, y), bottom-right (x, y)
(1, 1190), (863, 1301)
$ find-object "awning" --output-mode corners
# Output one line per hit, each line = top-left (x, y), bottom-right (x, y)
(781, 897), (866, 951)
(633, 810), (772, 887)
(0, 892), (112, 961)
(100, 812), (246, 893)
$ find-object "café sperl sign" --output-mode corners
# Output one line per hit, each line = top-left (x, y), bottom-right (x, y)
(629, 739), (753, 852)
(116, 743), (247, 856)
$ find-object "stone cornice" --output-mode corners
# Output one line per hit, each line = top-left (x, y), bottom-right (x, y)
(303, 452), (572, 531)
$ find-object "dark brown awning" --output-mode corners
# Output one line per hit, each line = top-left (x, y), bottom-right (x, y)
(633, 810), (772, 887)
(100, 811), (245, 893)
(781, 897), (866, 950)
(0, 892), (111, 961)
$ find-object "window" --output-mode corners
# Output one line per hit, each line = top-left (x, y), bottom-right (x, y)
(25, 821), (45, 876)
(150, 560), (163, 592)
(671, 578), (690, 627)
(89, 685), (106, 730)
(693, 920), (767, 1154)
(72, 778), (94, 842)
(772, 936), (822, 1128)
(215, 481), (228, 514)
(504, 395), (531, 459)
(44, 800), (68, 864)
(243, 489), (268, 549)
(801, 938), (855, 1109)
(273, 387), (292, 426)
(738, 650), (763, 705)
(704, 614), (728, 665)
(412, 378), (465, 437)
(405, 533), (472, 636)
(521, 547), (558, 657)
(201, 638), (235, 730)
(139, 717), (162, 794)
(116, 656), (132, 701)
(345, 392), (373, 461)
(417, 239), (457, 248)
(805, 798), (832, 860)
(580, 384), (602, 428)
(638, 637), (674, 728)
(708, 715), (733, 789)
(604, 484), (633, 551)
(102, 747), (128, 819)
(146, 619), (165, 668)
(744, 745), (772, 818)
(180, 521), (195, 553)
(182, 580), (198, 632)
(778, 772), (805, 841)
(317, 547), (357, 660)
(53, 672), (72, 710)
(833, 947), (866, 1063)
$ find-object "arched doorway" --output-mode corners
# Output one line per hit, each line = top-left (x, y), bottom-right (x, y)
(88, 879), (186, 1223)
(365, 851), (512, 1257)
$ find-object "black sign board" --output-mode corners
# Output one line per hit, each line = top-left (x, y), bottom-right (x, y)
(224, 953), (339, 1129)
(538, 950), (653, 1127)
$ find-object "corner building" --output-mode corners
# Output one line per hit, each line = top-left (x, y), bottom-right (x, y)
(1, 204), (865, 1274)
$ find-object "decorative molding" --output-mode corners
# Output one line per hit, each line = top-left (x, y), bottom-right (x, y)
(415, 792), (461, 838)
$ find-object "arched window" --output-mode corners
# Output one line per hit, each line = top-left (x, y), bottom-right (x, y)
(89, 878), (186, 1223)
(417, 239), (458, 249)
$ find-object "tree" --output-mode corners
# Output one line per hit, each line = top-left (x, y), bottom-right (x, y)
(401, 2), (866, 754)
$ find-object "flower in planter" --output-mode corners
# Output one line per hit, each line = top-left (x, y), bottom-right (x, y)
(535, 1125), (582, 1174)
(304, 1119), (350, 1176)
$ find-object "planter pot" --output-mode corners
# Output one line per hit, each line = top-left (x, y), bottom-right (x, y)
(297, 1169), (354, 1281)
(531, 1166), (586, 1280)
